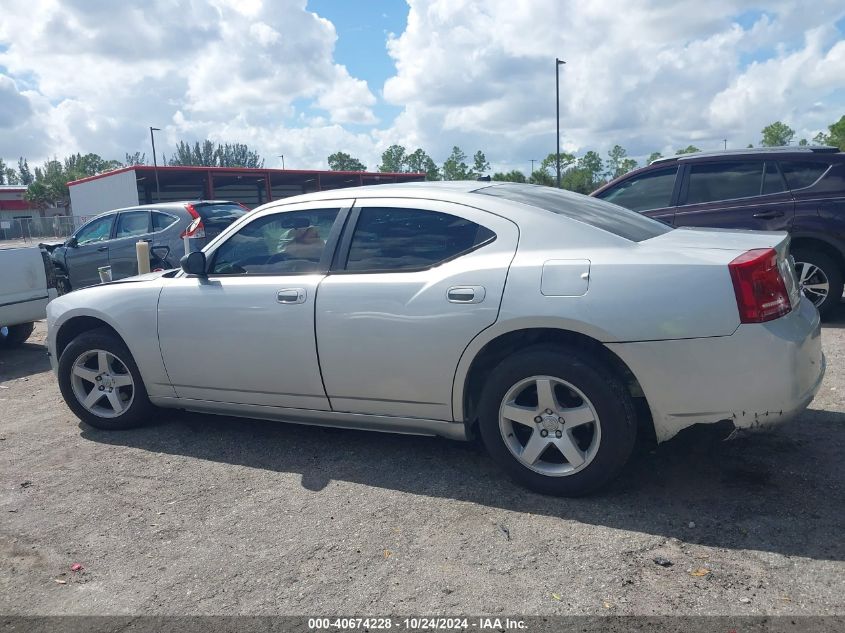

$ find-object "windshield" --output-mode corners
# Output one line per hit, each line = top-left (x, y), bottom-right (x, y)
(476, 183), (671, 242)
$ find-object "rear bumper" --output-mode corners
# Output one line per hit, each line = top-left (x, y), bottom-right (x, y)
(607, 297), (825, 442)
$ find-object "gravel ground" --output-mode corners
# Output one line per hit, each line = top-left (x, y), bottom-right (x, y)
(1, 312), (843, 617)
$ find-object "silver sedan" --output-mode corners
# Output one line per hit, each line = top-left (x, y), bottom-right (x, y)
(46, 182), (825, 495)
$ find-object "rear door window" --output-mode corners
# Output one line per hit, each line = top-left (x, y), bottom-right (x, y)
(761, 161), (787, 195)
(597, 167), (678, 212)
(152, 211), (179, 231)
(779, 161), (830, 190)
(344, 208), (495, 272)
(684, 161), (766, 205)
(115, 211), (150, 238)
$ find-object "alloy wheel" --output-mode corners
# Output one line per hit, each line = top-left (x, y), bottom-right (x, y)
(794, 260), (830, 307)
(70, 349), (135, 418)
(498, 375), (602, 477)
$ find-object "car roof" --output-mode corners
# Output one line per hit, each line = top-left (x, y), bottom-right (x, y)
(651, 145), (841, 164)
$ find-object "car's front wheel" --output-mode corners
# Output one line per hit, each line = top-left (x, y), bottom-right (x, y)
(57, 328), (153, 429)
(792, 250), (843, 318)
(477, 346), (637, 496)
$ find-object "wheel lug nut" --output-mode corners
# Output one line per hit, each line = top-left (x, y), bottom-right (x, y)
(555, 430), (563, 439)
(98, 386), (105, 391)
(540, 429), (548, 438)
(545, 409), (553, 414)
(95, 376), (102, 381)
(534, 416), (542, 423)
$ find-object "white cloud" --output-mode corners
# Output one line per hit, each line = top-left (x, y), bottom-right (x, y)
(0, 0), (844, 175)
(0, 0), (378, 166)
(382, 0), (845, 171)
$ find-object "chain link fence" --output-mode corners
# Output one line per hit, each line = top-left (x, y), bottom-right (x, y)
(0, 215), (88, 244)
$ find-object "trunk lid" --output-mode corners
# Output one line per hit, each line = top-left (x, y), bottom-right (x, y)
(643, 227), (801, 311)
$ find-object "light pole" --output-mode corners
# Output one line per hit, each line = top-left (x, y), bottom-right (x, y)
(149, 127), (161, 202)
(278, 154), (285, 170)
(555, 58), (566, 188)
(723, 139), (727, 150)
(530, 159), (537, 177)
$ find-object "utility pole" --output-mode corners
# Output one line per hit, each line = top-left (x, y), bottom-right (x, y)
(530, 159), (537, 176)
(150, 127), (161, 202)
(555, 58), (566, 188)
(723, 139), (727, 150)
(278, 155), (285, 170)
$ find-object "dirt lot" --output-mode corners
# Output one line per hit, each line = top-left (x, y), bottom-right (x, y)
(1, 313), (843, 617)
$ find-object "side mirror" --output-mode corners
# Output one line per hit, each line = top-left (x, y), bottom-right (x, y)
(180, 251), (207, 276)
(66, 236), (78, 248)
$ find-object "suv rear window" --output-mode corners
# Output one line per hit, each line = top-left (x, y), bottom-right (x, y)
(476, 184), (671, 242)
(779, 161), (829, 190)
(195, 203), (246, 223)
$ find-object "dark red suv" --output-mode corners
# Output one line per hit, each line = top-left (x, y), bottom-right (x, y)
(592, 146), (845, 317)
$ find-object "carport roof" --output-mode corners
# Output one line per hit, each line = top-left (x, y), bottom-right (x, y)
(66, 165), (424, 187)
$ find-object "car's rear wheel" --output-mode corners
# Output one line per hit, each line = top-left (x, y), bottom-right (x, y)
(57, 328), (153, 430)
(477, 345), (637, 496)
(0, 322), (35, 348)
(792, 250), (843, 318)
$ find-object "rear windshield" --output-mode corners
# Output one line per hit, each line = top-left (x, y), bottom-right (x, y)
(476, 184), (671, 242)
(195, 203), (247, 226)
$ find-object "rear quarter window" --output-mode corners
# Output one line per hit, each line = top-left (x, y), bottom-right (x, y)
(778, 161), (830, 190)
(477, 184), (671, 242)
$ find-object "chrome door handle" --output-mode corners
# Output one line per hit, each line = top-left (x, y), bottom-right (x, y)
(277, 288), (306, 304)
(752, 210), (785, 219)
(447, 286), (485, 304)
(97, 246), (108, 252)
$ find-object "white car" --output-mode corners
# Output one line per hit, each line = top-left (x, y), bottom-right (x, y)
(46, 182), (825, 495)
(1, 245), (58, 347)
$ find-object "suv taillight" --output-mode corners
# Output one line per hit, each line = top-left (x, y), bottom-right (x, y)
(728, 248), (792, 323)
(180, 203), (206, 239)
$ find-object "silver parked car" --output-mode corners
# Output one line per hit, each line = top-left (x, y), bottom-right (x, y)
(49, 200), (247, 291)
(46, 182), (825, 495)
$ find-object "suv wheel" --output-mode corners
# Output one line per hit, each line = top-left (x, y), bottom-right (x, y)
(792, 250), (843, 318)
(57, 328), (153, 430)
(477, 345), (637, 496)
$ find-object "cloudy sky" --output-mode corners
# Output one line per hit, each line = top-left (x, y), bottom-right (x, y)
(1, 0), (844, 174)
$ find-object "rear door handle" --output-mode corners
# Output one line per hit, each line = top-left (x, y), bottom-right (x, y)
(277, 288), (306, 304)
(97, 246), (108, 252)
(752, 210), (785, 219)
(447, 286), (486, 304)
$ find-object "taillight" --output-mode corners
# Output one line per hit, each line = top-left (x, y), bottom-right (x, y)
(728, 248), (792, 323)
(180, 203), (206, 239)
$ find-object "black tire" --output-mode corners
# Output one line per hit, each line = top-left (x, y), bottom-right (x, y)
(57, 328), (154, 430)
(477, 345), (637, 496)
(0, 322), (35, 348)
(792, 250), (843, 319)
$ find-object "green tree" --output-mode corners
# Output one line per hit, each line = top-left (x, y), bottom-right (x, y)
(379, 144), (407, 172)
(606, 145), (638, 180)
(17, 157), (33, 185)
(442, 146), (472, 180)
(746, 143), (754, 148)
(167, 140), (263, 167)
(646, 151), (663, 164)
(798, 138), (809, 146)
(675, 145), (701, 155)
(760, 121), (795, 147)
(820, 115), (845, 150)
(327, 151), (367, 171)
(4, 168), (20, 184)
(405, 148), (440, 180)
(124, 152), (146, 166)
(492, 170), (527, 183)
(0, 158), (6, 184)
(472, 151), (490, 177)
(560, 151), (605, 194)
